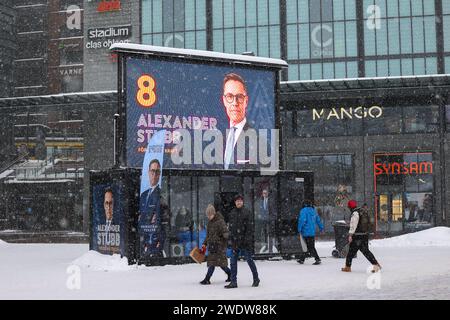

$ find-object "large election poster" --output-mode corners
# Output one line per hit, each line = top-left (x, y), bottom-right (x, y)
(125, 56), (276, 170)
(91, 183), (125, 255)
(138, 130), (166, 259)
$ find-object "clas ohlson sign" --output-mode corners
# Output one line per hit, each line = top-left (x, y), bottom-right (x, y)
(312, 106), (383, 121)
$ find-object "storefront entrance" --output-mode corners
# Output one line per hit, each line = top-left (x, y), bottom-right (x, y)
(374, 153), (435, 235)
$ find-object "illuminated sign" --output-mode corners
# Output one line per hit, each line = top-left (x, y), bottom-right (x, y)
(97, 0), (121, 12)
(312, 106), (383, 121)
(374, 161), (433, 176)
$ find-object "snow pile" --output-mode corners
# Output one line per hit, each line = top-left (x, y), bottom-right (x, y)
(0, 239), (8, 246)
(371, 227), (450, 248)
(72, 251), (131, 271)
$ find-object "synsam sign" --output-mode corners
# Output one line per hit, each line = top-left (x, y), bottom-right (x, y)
(374, 161), (433, 176)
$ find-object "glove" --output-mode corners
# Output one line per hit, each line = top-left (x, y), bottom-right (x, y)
(200, 244), (206, 254)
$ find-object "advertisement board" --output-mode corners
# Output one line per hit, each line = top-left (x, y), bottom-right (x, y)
(123, 52), (279, 171)
(91, 182), (126, 255)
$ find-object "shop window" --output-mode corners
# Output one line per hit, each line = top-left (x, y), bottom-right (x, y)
(374, 152), (435, 233)
(365, 107), (402, 135)
(294, 154), (354, 232)
(404, 105), (439, 133)
(169, 176), (195, 258)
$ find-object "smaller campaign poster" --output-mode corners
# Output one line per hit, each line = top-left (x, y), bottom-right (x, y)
(138, 129), (166, 259)
(92, 183), (125, 255)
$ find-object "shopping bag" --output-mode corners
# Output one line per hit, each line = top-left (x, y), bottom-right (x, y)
(189, 247), (205, 264)
(299, 234), (308, 253)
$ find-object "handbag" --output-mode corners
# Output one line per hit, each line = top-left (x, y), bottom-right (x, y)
(189, 247), (205, 264)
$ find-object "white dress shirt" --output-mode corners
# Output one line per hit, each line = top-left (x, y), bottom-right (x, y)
(224, 118), (247, 169)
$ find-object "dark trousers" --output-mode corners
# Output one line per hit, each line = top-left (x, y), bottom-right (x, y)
(205, 266), (231, 279)
(304, 236), (320, 261)
(346, 234), (379, 267)
(230, 249), (259, 284)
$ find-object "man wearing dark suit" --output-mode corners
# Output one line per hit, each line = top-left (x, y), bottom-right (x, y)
(100, 187), (120, 254)
(222, 73), (257, 170)
(257, 189), (276, 253)
(139, 159), (163, 257)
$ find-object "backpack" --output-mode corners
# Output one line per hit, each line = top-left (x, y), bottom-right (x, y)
(355, 208), (371, 234)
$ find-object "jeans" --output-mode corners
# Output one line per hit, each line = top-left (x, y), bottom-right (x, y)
(206, 266), (231, 279)
(346, 234), (379, 267)
(230, 249), (259, 284)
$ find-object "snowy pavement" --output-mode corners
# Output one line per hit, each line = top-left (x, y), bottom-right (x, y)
(1, 228), (450, 300)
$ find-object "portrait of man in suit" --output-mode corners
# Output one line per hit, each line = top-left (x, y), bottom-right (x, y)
(257, 188), (276, 253)
(139, 158), (163, 257)
(222, 72), (256, 170)
(103, 188), (114, 225)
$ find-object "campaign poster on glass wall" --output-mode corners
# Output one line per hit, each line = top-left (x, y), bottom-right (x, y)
(125, 56), (277, 171)
(138, 130), (166, 259)
(91, 183), (125, 255)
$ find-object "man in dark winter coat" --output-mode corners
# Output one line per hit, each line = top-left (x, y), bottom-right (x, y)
(342, 200), (381, 273)
(225, 194), (260, 288)
(199, 205), (231, 284)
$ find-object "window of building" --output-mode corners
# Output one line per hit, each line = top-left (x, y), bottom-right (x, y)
(16, 7), (46, 33)
(294, 154), (354, 232)
(280, 110), (294, 139)
(16, 37), (46, 60)
(142, 0), (207, 50)
(212, 0), (280, 58)
(363, 0), (437, 77)
(14, 61), (46, 88)
(286, 0), (358, 80)
(446, 105), (450, 131)
(364, 106), (402, 135)
(444, 3), (450, 64)
(403, 105), (439, 133)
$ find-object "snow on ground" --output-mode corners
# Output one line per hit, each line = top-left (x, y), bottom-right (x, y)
(1, 227), (450, 300)
(370, 227), (450, 247)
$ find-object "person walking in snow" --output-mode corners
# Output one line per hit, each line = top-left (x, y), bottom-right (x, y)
(199, 204), (232, 285)
(341, 200), (381, 273)
(225, 194), (260, 289)
(297, 200), (324, 265)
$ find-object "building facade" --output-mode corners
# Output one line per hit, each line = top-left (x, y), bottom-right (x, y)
(11, 0), (84, 97)
(280, 76), (449, 235)
(0, 0), (16, 98)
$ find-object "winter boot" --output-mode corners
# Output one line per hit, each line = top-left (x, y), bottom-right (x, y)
(297, 257), (305, 264)
(341, 266), (351, 272)
(371, 264), (382, 273)
(225, 273), (231, 282)
(200, 277), (211, 285)
(313, 259), (321, 265)
(252, 278), (260, 287)
(224, 282), (238, 289)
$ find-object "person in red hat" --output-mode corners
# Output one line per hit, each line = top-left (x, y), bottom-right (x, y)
(341, 200), (381, 273)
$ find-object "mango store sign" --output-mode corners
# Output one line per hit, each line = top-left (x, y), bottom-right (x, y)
(312, 106), (383, 121)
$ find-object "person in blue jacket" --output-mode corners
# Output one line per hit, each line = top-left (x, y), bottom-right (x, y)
(297, 199), (324, 265)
